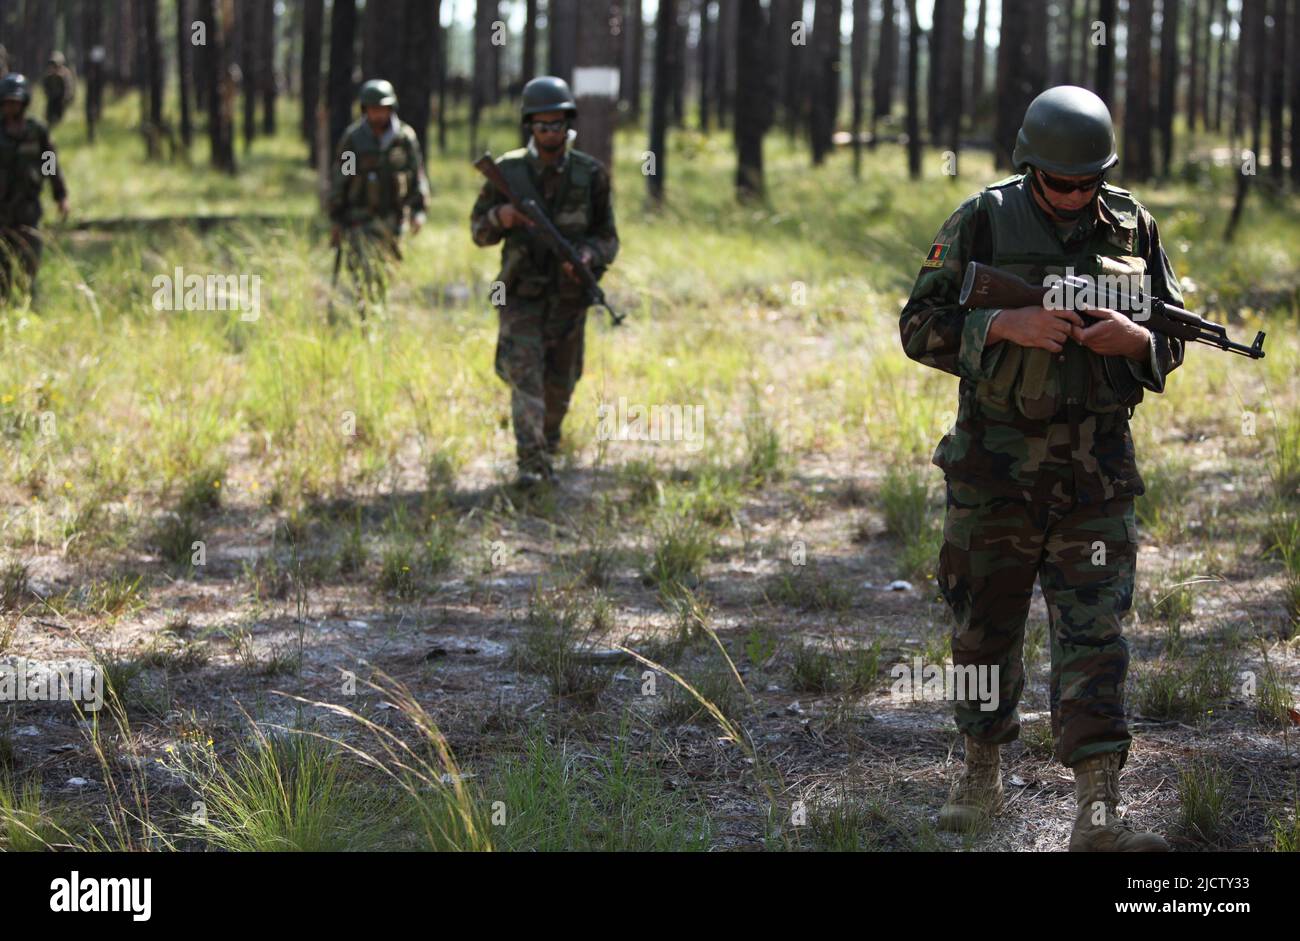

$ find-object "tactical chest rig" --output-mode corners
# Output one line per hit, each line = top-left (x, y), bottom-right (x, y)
(975, 176), (1146, 420)
(495, 147), (597, 298)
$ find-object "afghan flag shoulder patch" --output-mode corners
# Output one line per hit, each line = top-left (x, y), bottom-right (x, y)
(921, 242), (951, 268)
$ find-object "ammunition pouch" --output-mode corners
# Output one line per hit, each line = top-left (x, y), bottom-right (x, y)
(973, 177), (1149, 420)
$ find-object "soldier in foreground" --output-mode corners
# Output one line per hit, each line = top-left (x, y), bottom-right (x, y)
(328, 78), (428, 315)
(0, 73), (69, 304)
(41, 52), (74, 127)
(899, 86), (1183, 851)
(470, 76), (619, 487)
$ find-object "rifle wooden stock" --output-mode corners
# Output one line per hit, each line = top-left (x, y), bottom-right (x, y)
(959, 261), (1266, 360)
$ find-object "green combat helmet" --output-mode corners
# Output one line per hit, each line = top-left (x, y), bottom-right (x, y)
(520, 75), (577, 121)
(1012, 85), (1119, 177)
(49, 51), (65, 66)
(358, 79), (397, 109)
(0, 73), (31, 105)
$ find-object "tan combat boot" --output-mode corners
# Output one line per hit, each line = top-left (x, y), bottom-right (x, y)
(939, 736), (1003, 833)
(1069, 753), (1170, 852)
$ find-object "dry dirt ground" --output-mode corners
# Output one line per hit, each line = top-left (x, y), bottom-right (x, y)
(4, 426), (1297, 851)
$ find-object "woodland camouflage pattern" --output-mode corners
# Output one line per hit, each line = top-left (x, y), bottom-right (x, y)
(0, 112), (67, 300)
(329, 114), (429, 306)
(902, 174), (1184, 768)
(470, 142), (618, 473)
(900, 175), (1185, 503)
(941, 466), (1137, 766)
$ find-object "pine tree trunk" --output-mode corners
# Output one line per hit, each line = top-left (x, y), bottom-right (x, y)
(1125, 0), (1154, 181)
(648, 0), (674, 202)
(1063, 0), (1075, 86)
(994, 0), (1031, 169)
(850, 0), (869, 177)
(946, 0), (964, 169)
(401, 0), (439, 164)
(735, 0), (769, 197)
(1157, 0), (1179, 177)
(929, 0), (946, 143)
(1186, 0), (1201, 132)
(549, 0), (578, 83)
(261, 0), (276, 134)
(671, 2), (687, 126)
(574, 0), (620, 172)
(142, 0), (163, 158)
(1268, 0), (1285, 183)
(85, 0), (104, 141)
(178, 0), (193, 150)
(302, 0), (324, 164)
(326, 0), (357, 154)
(240, 0), (257, 150)
(905, 0), (920, 178)
(1213, 0), (1228, 131)
(698, 0), (713, 131)
(810, 0), (841, 165)
(622, 0), (643, 118)
(524, 0), (538, 84)
(471, 0), (493, 158)
(872, 0), (897, 149)
(201, 0), (236, 172)
(1291, 0), (1300, 186)
(1226, 0), (1264, 240)
(716, 0), (738, 126)
(1095, 0), (1116, 106)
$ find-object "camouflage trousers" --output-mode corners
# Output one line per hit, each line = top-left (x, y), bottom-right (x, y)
(0, 224), (44, 304)
(494, 295), (587, 473)
(342, 218), (401, 314)
(936, 464), (1137, 768)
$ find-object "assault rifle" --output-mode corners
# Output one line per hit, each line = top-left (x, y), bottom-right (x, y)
(959, 261), (1266, 359)
(473, 151), (624, 326)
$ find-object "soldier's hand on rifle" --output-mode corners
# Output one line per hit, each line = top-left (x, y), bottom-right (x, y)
(988, 305), (1086, 354)
(330, 224), (342, 248)
(1071, 305), (1153, 360)
(563, 247), (595, 283)
(495, 205), (534, 230)
(410, 212), (425, 236)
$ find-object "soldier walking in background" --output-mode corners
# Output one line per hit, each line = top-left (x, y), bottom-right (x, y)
(470, 76), (620, 487)
(328, 78), (428, 316)
(41, 52), (74, 127)
(0, 73), (69, 304)
(900, 86), (1183, 851)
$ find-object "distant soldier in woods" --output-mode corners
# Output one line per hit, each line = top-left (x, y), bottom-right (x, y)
(470, 77), (620, 487)
(328, 79), (428, 315)
(900, 86), (1184, 851)
(0, 73), (69, 304)
(41, 52), (75, 127)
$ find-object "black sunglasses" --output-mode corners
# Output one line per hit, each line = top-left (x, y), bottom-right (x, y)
(529, 119), (568, 133)
(1036, 168), (1105, 194)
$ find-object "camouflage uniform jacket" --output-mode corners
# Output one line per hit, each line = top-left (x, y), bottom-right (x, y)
(899, 175), (1185, 503)
(469, 138), (619, 301)
(328, 115), (429, 229)
(0, 115), (66, 226)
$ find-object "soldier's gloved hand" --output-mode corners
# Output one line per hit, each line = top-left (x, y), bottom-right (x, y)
(1071, 305), (1153, 360)
(989, 305), (1086, 354)
(495, 205), (534, 230)
(410, 212), (425, 235)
